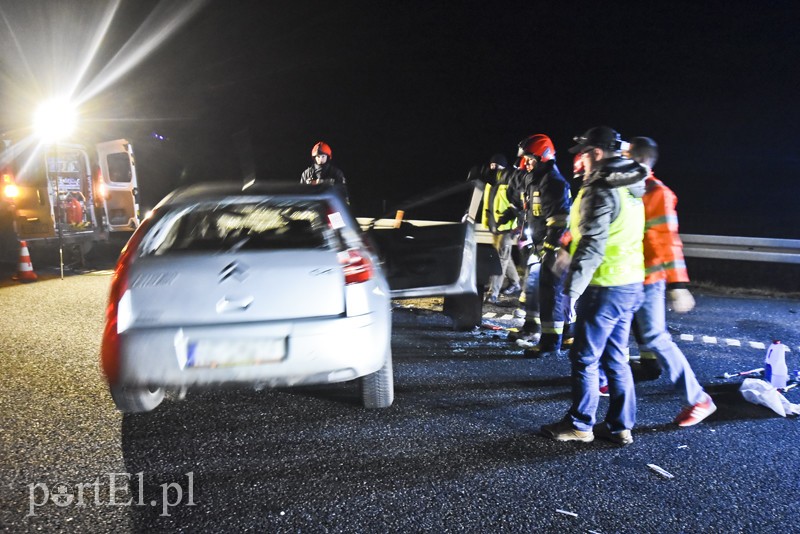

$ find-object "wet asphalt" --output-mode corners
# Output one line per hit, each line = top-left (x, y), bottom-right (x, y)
(1, 263), (799, 533)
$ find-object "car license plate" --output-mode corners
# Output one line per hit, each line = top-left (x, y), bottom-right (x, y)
(186, 338), (286, 368)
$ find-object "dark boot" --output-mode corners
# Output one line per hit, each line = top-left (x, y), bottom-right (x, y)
(507, 320), (540, 342)
(523, 333), (562, 358)
(630, 358), (662, 382)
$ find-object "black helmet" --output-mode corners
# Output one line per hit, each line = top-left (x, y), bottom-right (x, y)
(569, 126), (622, 154)
(489, 153), (508, 168)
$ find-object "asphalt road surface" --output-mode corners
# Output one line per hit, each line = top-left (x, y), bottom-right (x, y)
(1, 268), (799, 533)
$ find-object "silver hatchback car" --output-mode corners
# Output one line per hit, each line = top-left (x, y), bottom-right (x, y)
(102, 181), (479, 413)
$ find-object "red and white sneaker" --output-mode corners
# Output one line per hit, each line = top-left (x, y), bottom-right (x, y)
(599, 385), (610, 397)
(674, 396), (717, 427)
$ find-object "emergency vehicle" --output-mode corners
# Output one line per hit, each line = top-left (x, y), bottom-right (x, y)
(0, 137), (140, 254)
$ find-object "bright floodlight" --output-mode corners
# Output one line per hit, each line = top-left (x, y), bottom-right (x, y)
(33, 98), (77, 142)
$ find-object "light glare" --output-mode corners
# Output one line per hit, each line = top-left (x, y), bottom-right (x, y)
(34, 98), (77, 142)
(3, 184), (19, 199)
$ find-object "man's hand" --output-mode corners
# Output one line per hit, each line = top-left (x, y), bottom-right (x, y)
(568, 296), (578, 323)
(497, 207), (517, 226)
(551, 248), (571, 277)
(667, 288), (695, 313)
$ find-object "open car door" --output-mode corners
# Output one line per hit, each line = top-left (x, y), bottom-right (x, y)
(95, 139), (140, 233)
(360, 181), (490, 329)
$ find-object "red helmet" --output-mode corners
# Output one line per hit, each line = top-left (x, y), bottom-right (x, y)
(311, 141), (332, 158)
(517, 134), (555, 162)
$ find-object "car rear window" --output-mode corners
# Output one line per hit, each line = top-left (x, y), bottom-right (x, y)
(140, 198), (334, 255)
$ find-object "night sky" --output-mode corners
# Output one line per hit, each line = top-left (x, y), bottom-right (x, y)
(1, 1), (798, 237)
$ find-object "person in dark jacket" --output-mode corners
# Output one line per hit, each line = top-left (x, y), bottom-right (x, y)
(500, 134), (572, 356)
(480, 153), (521, 303)
(300, 141), (348, 200)
(541, 126), (648, 446)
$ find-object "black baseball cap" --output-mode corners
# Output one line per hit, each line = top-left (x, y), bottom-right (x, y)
(569, 126), (622, 154)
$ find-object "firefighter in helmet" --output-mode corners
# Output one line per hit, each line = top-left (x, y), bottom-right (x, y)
(301, 141), (347, 187)
(500, 134), (572, 357)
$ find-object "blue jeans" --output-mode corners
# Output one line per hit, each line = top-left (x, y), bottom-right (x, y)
(633, 280), (706, 406)
(568, 283), (644, 432)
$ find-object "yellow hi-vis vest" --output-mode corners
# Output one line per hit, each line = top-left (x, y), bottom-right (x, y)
(482, 182), (516, 233)
(569, 186), (645, 287)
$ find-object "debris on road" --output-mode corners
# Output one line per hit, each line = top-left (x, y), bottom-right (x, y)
(647, 464), (675, 479)
(556, 508), (578, 518)
(739, 378), (800, 416)
(721, 367), (764, 379)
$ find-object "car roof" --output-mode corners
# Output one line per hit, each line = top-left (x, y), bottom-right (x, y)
(155, 181), (344, 208)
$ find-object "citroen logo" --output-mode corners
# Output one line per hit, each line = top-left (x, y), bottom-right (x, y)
(219, 261), (249, 283)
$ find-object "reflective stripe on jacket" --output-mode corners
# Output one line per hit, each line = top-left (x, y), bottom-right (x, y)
(505, 160), (570, 251)
(643, 175), (689, 286)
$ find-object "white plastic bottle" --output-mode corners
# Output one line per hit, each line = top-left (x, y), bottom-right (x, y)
(764, 340), (788, 389)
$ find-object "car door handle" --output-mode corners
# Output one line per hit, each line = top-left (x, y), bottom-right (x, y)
(216, 296), (254, 313)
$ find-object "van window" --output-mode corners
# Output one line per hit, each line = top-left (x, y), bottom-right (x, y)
(107, 153), (132, 183)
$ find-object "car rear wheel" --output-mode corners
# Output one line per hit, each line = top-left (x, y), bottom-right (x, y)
(443, 287), (484, 331)
(109, 384), (165, 413)
(361, 350), (394, 409)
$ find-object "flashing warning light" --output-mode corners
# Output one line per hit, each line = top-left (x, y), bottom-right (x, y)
(3, 183), (19, 199)
(2, 174), (18, 198)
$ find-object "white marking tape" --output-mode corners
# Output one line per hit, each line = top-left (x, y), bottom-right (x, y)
(478, 312), (797, 354)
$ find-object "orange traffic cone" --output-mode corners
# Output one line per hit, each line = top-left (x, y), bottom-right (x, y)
(16, 240), (37, 282)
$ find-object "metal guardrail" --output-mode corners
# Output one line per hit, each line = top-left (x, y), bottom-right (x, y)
(680, 234), (800, 264)
(357, 218), (800, 265)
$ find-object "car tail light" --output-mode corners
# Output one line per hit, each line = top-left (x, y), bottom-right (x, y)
(341, 248), (374, 285)
(100, 220), (150, 383)
(94, 167), (109, 200)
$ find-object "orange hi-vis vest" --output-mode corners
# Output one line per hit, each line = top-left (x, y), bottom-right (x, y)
(643, 174), (689, 286)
